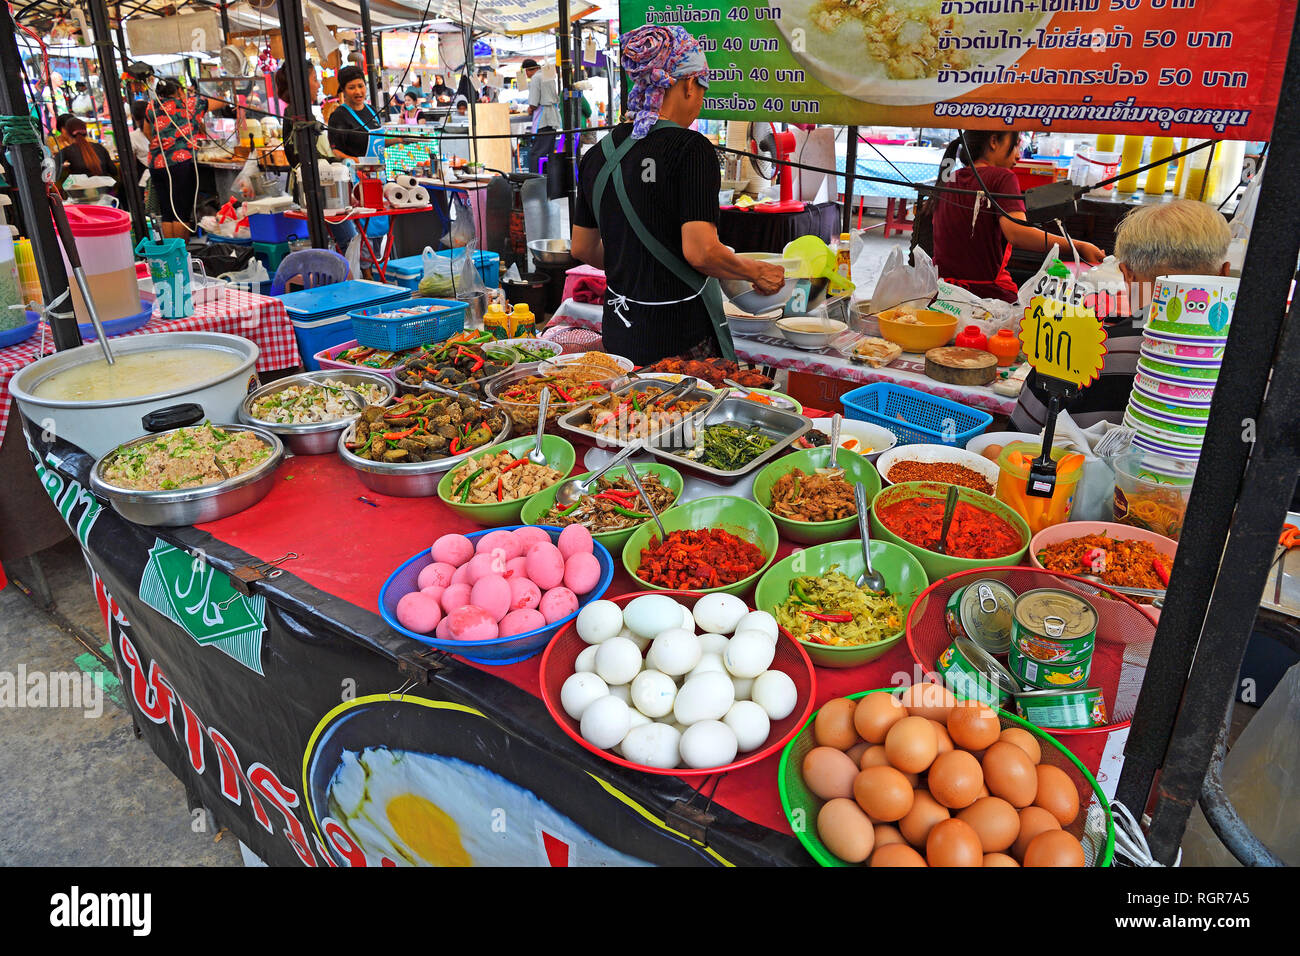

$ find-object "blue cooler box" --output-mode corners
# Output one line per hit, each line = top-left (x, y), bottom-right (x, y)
(386, 250), (501, 291)
(279, 280), (411, 370)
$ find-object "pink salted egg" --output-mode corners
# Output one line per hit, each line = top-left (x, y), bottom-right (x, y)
(476, 530), (521, 559)
(563, 551), (601, 595)
(450, 563), (473, 586)
(513, 527), (552, 553)
(525, 542), (566, 590)
(557, 524), (594, 560)
(417, 561), (457, 590)
(539, 586), (580, 624)
(431, 533), (475, 567)
(470, 574), (512, 622)
(508, 577), (541, 611)
(446, 605), (499, 642)
(395, 592), (442, 634)
(420, 584), (446, 604)
(439, 582), (473, 616)
(504, 556), (530, 580)
(466, 551), (508, 584)
(499, 608), (547, 637)
(435, 616), (453, 640)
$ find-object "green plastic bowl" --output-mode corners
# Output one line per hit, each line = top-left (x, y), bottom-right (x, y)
(777, 688), (1115, 867)
(437, 434), (576, 526)
(752, 446), (881, 545)
(518, 461), (685, 554)
(621, 495), (779, 597)
(869, 480), (1030, 582)
(753, 539), (927, 667)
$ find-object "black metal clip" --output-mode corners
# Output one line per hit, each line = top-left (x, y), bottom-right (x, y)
(397, 647), (449, 684)
(226, 552), (299, 596)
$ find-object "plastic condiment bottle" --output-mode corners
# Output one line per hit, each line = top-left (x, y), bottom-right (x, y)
(835, 232), (852, 280)
(955, 325), (988, 351)
(509, 302), (535, 337)
(988, 329), (1020, 366)
(484, 301), (509, 338)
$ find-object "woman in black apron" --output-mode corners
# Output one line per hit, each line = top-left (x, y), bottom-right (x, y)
(570, 26), (784, 366)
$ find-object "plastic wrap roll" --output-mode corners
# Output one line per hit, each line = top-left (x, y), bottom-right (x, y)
(407, 186), (430, 206)
(383, 183), (408, 205)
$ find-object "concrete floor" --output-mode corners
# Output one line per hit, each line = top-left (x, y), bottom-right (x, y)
(0, 539), (241, 867)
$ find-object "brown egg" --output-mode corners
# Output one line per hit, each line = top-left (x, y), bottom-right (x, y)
(1024, 829), (1086, 867)
(930, 720), (954, 754)
(978, 784), (990, 798)
(1012, 806), (1061, 860)
(957, 796), (1020, 853)
(873, 824), (906, 848)
(845, 741), (870, 766)
(982, 741), (1038, 808)
(1033, 764), (1081, 826)
(853, 766), (915, 822)
(870, 843), (927, 867)
(999, 727), (1042, 764)
(815, 697), (861, 750)
(928, 750), (984, 809)
(885, 715), (939, 774)
(802, 746), (861, 801)
(860, 745), (919, 786)
(981, 443), (1004, 462)
(926, 818), (984, 867)
(946, 700), (1002, 751)
(899, 789), (951, 847)
(817, 798), (876, 863)
(983, 852), (1020, 867)
(898, 682), (957, 722)
(854, 692), (907, 744)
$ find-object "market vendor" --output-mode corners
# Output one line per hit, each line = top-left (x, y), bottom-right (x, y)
(571, 25), (785, 366)
(55, 116), (120, 194)
(146, 78), (207, 239)
(932, 131), (1104, 303)
(1010, 198), (1232, 431)
(328, 66), (387, 161)
(428, 74), (454, 105)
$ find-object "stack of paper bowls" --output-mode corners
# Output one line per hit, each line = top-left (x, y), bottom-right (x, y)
(1126, 274), (1237, 461)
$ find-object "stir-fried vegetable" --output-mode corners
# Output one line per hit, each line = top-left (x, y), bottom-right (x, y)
(681, 423), (776, 471)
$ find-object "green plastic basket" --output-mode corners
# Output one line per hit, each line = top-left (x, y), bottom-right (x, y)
(777, 688), (1115, 867)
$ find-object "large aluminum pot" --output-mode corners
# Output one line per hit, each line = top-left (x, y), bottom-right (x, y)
(9, 331), (260, 458)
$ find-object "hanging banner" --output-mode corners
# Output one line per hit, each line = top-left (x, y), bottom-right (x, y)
(618, 0), (1296, 139)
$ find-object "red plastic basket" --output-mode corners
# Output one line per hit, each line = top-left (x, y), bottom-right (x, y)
(539, 590), (818, 777)
(905, 567), (1155, 736)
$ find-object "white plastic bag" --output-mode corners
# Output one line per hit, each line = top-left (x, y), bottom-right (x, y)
(867, 246), (939, 314)
(419, 241), (484, 298)
(442, 192), (478, 249)
(343, 233), (362, 281)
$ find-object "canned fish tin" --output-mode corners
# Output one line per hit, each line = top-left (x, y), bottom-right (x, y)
(1012, 588), (1099, 665)
(937, 637), (1019, 707)
(1008, 642), (1092, 689)
(960, 579), (1017, 655)
(1015, 687), (1108, 730)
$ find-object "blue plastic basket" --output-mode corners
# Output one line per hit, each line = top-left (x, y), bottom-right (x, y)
(839, 382), (992, 447)
(349, 297), (467, 351)
(379, 525), (614, 665)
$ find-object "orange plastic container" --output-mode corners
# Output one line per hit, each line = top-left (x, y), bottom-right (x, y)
(995, 442), (1084, 534)
(988, 329), (1020, 366)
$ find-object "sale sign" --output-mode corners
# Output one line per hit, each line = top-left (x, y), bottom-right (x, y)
(619, 0), (1296, 138)
(1020, 294), (1108, 387)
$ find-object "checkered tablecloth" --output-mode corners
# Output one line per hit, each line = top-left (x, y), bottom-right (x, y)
(0, 287), (300, 447)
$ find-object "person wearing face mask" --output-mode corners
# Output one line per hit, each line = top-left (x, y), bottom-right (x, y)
(932, 130), (1104, 303)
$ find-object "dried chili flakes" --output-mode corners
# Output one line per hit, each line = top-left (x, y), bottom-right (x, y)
(636, 528), (766, 590)
(886, 460), (994, 496)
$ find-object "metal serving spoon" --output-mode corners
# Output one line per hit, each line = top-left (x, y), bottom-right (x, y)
(932, 485), (960, 555)
(854, 482), (888, 594)
(625, 461), (667, 539)
(529, 388), (549, 465)
(816, 413), (844, 478)
(553, 441), (644, 509)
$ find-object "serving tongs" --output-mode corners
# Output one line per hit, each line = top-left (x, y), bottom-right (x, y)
(646, 376), (699, 410)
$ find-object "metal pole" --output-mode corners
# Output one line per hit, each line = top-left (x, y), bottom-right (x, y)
(115, 3), (129, 62)
(464, 26), (477, 167)
(556, 0), (576, 218)
(219, 0), (230, 41)
(1114, 8), (1300, 857)
(86, 0), (147, 238)
(276, 0), (327, 248)
(0, 4), (80, 350)
(842, 126), (858, 235)
(359, 0), (379, 108)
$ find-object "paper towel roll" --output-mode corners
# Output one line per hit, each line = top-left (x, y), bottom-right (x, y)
(407, 186), (430, 206)
(395, 174), (419, 191)
(383, 182), (408, 205)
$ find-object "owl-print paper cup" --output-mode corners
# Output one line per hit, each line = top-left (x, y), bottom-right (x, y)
(1147, 275), (1239, 336)
(1141, 330), (1227, 364)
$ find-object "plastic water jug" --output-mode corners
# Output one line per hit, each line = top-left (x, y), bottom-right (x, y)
(56, 205), (138, 325)
(135, 237), (193, 318)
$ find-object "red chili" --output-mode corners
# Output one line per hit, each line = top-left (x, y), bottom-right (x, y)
(801, 610), (853, 623)
(1153, 557), (1170, 586)
(496, 477), (504, 502)
(499, 457), (528, 474)
(449, 437), (461, 455)
(552, 384), (577, 403)
(383, 425), (418, 440)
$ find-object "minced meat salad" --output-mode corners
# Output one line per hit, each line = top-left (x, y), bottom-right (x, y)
(103, 423), (271, 491)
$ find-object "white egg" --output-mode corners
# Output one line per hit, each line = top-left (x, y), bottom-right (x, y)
(734, 610), (779, 642)
(692, 593), (749, 635)
(560, 672), (609, 721)
(679, 605), (697, 632)
(724, 631), (776, 679)
(724, 700), (771, 752)
(697, 632), (730, 656)
(647, 628), (701, 677)
(580, 695), (632, 750)
(621, 723), (681, 769)
(679, 720), (739, 769)
(575, 600), (624, 645)
(615, 709), (654, 757)
(623, 594), (685, 638)
(594, 636), (643, 686)
(630, 670), (677, 719)
(574, 644), (599, 674)
(751, 670), (798, 720)
(618, 626), (652, 653)
(688, 652), (727, 680)
(608, 683), (631, 704)
(673, 671), (736, 725)
(731, 674), (756, 701)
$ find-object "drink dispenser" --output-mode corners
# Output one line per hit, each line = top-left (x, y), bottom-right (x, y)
(134, 236), (195, 318)
(55, 205), (140, 325)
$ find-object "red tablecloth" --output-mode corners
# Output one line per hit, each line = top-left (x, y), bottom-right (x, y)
(0, 288), (300, 446)
(197, 452), (1108, 836)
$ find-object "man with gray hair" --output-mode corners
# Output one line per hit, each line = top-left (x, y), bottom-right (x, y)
(1011, 199), (1231, 431)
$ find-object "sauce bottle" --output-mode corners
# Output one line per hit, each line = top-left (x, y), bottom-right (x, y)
(835, 232), (852, 281)
(988, 329), (1021, 366)
(484, 301), (508, 339)
(509, 302), (535, 337)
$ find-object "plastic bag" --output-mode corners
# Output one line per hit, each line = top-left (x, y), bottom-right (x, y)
(418, 241), (484, 298)
(442, 192), (478, 249)
(231, 157), (263, 201)
(343, 233), (362, 282)
(867, 246), (938, 314)
(930, 281), (1024, 339)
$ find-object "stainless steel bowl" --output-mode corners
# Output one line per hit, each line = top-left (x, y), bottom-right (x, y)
(238, 370), (395, 455)
(647, 398), (811, 483)
(528, 238), (576, 267)
(89, 425), (284, 527)
(336, 400), (513, 497)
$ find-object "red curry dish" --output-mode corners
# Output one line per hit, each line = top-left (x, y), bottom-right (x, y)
(876, 497), (1022, 559)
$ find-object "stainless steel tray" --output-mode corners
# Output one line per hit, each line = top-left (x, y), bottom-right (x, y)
(646, 398), (811, 483)
(555, 378), (716, 451)
(238, 369), (395, 455)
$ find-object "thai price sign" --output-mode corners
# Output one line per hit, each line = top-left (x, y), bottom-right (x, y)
(1019, 294), (1107, 387)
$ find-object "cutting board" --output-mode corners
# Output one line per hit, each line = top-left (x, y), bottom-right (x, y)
(925, 347), (998, 386)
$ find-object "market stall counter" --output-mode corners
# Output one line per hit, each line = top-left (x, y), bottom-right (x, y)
(22, 414), (1114, 867)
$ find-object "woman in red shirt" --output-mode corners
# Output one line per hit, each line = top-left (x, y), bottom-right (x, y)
(932, 131), (1103, 303)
